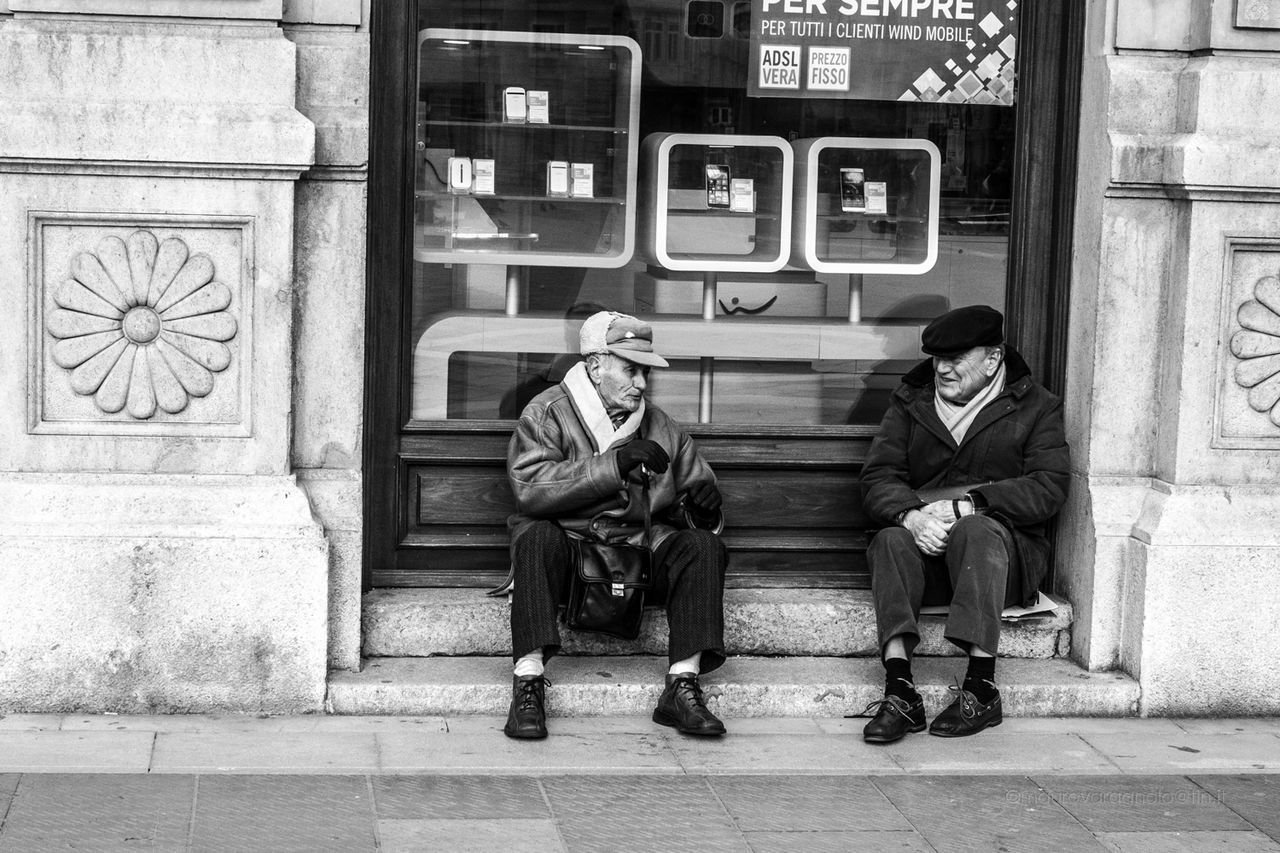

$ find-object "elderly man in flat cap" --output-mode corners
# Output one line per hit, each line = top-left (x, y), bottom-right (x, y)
(858, 305), (1069, 741)
(502, 310), (728, 740)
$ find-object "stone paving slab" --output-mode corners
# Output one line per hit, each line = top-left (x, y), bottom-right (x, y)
(151, 732), (380, 774)
(882, 731), (1118, 774)
(0, 774), (194, 851)
(1081, 732), (1280, 773)
(189, 775), (375, 853)
(1174, 718), (1280, 735)
(666, 731), (903, 774)
(1030, 774), (1253, 832)
(543, 776), (749, 853)
(709, 775), (910, 831)
(373, 775), (550, 819)
(0, 714), (62, 732)
(378, 817), (566, 853)
(0, 731), (155, 773)
(1191, 774), (1280, 841)
(376, 730), (682, 775)
(872, 774), (1107, 851)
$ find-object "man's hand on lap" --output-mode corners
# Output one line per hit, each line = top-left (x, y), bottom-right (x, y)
(903, 509), (952, 556)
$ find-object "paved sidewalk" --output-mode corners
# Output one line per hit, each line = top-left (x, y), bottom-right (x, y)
(0, 714), (1277, 851)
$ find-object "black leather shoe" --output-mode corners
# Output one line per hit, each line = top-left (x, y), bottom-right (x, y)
(503, 675), (549, 740)
(652, 673), (726, 736)
(929, 680), (1002, 737)
(859, 694), (927, 744)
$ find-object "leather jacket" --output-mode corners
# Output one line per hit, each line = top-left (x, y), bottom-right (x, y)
(507, 381), (719, 553)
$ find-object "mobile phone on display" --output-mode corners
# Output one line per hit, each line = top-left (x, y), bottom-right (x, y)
(840, 167), (866, 212)
(546, 160), (569, 196)
(502, 86), (527, 122)
(705, 162), (730, 208)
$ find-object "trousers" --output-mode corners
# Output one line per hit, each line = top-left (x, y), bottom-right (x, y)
(868, 514), (1022, 657)
(510, 520), (728, 672)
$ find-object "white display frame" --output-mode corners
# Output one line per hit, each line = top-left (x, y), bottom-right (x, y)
(414, 28), (642, 268)
(792, 136), (941, 275)
(639, 132), (794, 273)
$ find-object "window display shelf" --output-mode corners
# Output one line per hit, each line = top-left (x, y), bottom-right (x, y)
(639, 133), (793, 272)
(791, 136), (941, 275)
(422, 120), (627, 134)
(416, 191), (625, 204)
(415, 28), (641, 268)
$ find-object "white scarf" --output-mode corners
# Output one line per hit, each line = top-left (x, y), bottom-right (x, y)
(934, 362), (1006, 445)
(562, 361), (645, 453)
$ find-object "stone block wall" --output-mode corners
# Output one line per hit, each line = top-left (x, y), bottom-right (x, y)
(0, 0), (332, 712)
(1062, 0), (1280, 714)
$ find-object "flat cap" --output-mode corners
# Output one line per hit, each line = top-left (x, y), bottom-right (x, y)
(921, 305), (1004, 356)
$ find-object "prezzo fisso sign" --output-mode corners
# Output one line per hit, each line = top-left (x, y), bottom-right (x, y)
(748, 0), (1018, 105)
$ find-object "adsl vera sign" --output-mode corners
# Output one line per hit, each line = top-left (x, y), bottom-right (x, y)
(749, 0), (1019, 105)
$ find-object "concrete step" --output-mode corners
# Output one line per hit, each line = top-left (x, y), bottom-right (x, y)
(362, 588), (1072, 659)
(327, 656), (1138, 718)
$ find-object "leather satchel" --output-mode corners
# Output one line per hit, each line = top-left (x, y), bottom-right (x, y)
(564, 534), (651, 640)
(563, 472), (654, 640)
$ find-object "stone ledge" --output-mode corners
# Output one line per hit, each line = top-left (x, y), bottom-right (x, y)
(327, 656), (1139, 718)
(362, 588), (1073, 659)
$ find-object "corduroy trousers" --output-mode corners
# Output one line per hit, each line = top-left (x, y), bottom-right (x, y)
(510, 520), (727, 673)
(868, 514), (1022, 658)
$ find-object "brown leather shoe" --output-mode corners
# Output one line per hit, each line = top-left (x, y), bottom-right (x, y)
(503, 675), (549, 739)
(929, 680), (1002, 737)
(652, 673), (726, 736)
(860, 694), (927, 744)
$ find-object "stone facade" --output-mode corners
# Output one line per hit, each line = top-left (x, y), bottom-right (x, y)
(1061, 0), (1280, 714)
(0, 0), (1277, 716)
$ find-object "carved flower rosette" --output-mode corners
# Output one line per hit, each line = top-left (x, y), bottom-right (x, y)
(45, 231), (237, 420)
(1230, 274), (1280, 427)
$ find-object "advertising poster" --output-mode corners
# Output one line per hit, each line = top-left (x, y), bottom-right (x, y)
(748, 0), (1018, 105)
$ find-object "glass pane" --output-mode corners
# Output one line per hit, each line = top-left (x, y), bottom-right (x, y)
(411, 0), (1015, 427)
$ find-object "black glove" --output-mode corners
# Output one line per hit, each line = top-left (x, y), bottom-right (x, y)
(688, 482), (722, 512)
(615, 439), (669, 477)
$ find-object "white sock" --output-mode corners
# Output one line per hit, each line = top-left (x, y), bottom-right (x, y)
(668, 652), (701, 677)
(514, 650), (544, 678)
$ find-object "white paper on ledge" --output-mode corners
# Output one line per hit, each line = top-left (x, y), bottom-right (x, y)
(919, 591), (1058, 622)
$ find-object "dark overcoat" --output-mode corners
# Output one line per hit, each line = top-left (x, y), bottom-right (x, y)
(859, 347), (1070, 604)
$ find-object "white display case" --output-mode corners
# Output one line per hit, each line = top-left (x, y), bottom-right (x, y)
(414, 29), (641, 268)
(791, 137), (941, 274)
(639, 133), (793, 272)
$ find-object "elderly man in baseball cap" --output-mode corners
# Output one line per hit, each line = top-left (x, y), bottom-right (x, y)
(858, 305), (1070, 742)
(502, 311), (728, 740)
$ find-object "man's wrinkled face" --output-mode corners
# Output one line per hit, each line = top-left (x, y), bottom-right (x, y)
(589, 353), (649, 415)
(933, 346), (1003, 405)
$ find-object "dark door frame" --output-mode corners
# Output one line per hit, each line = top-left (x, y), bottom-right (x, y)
(362, 1), (1085, 590)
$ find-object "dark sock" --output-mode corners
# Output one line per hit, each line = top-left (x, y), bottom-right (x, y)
(964, 656), (998, 703)
(884, 657), (918, 702)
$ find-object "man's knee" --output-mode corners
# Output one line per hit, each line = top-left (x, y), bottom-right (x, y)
(662, 529), (727, 578)
(948, 515), (1007, 551)
(869, 526), (915, 560)
(512, 521), (566, 566)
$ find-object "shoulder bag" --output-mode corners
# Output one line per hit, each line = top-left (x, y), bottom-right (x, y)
(563, 472), (653, 640)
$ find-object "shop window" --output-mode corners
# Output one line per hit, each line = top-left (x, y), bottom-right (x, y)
(409, 0), (1016, 429)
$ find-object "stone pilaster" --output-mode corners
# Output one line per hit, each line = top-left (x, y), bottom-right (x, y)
(1063, 0), (1280, 714)
(0, 3), (325, 711)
